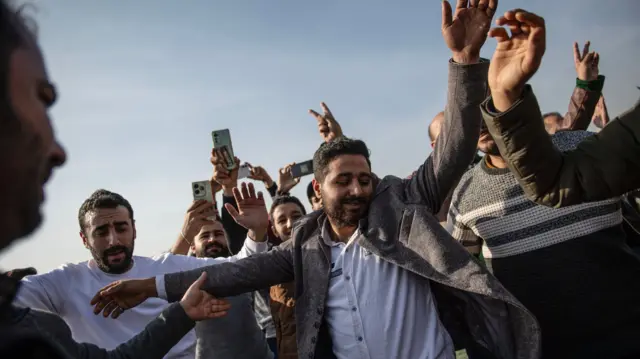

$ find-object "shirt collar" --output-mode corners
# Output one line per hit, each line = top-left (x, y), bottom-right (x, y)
(320, 217), (360, 248)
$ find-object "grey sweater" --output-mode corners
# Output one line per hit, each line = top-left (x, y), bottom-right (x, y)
(195, 293), (273, 359)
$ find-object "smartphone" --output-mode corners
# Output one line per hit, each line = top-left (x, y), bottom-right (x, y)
(212, 129), (236, 170)
(291, 160), (314, 178)
(237, 163), (251, 179)
(192, 181), (214, 203)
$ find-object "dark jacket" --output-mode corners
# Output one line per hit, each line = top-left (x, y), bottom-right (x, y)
(482, 86), (640, 207)
(159, 59), (541, 359)
(0, 274), (195, 359)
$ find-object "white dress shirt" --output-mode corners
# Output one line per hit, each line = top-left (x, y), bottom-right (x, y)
(15, 237), (268, 359)
(323, 223), (454, 359)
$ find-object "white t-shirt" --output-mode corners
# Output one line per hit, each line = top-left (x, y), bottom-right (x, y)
(15, 237), (268, 359)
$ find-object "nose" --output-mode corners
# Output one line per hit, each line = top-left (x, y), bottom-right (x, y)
(51, 141), (67, 168)
(349, 179), (364, 196)
(105, 229), (121, 246)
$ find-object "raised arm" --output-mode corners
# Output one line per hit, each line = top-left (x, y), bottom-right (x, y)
(90, 242), (295, 316)
(170, 200), (217, 256)
(553, 41), (603, 132)
(404, 0), (495, 212)
(210, 149), (248, 254)
(482, 8), (640, 207)
(484, 87), (640, 207)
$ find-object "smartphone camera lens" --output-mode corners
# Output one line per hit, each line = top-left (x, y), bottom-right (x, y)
(193, 184), (199, 189)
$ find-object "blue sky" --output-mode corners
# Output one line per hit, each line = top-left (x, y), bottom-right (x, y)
(2, 0), (639, 272)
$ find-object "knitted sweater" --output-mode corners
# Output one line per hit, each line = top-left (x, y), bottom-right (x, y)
(448, 130), (640, 358)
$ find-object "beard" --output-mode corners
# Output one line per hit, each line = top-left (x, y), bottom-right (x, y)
(197, 241), (229, 259)
(324, 193), (370, 228)
(91, 244), (134, 274)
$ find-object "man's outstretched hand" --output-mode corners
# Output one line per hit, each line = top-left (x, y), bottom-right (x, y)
(442, 0), (498, 64)
(91, 273), (230, 321)
(488, 8), (546, 111)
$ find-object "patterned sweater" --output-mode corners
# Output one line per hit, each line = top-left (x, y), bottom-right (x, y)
(448, 130), (640, 358)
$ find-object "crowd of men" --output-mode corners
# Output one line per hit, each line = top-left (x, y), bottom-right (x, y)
(1, 0), (639, 358)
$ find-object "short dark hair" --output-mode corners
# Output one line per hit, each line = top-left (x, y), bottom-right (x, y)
(306, 182), (315, 201)
(312, 137), (371, 181)
(269, 195), (307, 218)
(78, 189), (135, 235)
(542, 112), (562, 119)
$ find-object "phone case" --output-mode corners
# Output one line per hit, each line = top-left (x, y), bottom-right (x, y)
(211, 129), (236, 170)
(291, 160), (314, 178)
(192, 181), (214, 203)
(238, 164), (250, 179)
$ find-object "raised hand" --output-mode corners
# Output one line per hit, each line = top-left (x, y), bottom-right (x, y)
(224, 182), (269, 241)
(488, 9), (546, 111)
(573, 41), (599, 81)
(309, 102), (343, 143)
(211, 148), (240, 189)
(442, 0), (498, 63)
(181, 200), (217, 243)
(277, 163), (300, 195)
(247, 164), (275, 188)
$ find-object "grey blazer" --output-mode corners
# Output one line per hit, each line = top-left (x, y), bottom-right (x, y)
(162, 60), (541, 359)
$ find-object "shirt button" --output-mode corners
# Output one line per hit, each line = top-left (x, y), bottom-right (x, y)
(351, 306), (357, 311)
(357, 336), (363, 342)
(345, 275), (351, 281)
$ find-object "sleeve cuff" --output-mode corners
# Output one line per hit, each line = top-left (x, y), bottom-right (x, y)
(155, 275), (168, 300)
(576, 75), (605, 92)
(245, 237), (269, 254)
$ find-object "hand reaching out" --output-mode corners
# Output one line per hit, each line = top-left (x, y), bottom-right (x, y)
(442, 0), (498, 64)
(90, 273), (231, 321)
(277, 163), (300, 195)
(309, 102), (343, 143)
(224, 182), (269, 241)
(488, 9), (546, 111)
(573, 41), (599, 81)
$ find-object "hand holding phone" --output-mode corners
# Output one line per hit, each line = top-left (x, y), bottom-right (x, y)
(212, 129), (236, 170)
(192, 181), (214, 203)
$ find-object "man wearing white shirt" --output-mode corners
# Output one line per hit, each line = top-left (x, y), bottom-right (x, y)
(15, 185), (269, 359)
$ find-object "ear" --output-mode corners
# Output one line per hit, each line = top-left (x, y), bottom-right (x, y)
(430, 141), (435, 149)
(312, 178), (321, 199)
(80, 231), (89, 249)
(132, 220), (137, 241)
(190, 241), (197, 252)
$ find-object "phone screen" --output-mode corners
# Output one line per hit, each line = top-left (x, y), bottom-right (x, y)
(192, 181), (214, 203)
(291, 160), (314, 178)
(211, 129), (236, 170)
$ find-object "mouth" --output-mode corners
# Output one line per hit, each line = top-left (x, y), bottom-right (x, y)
(106, 250), (126, 263)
